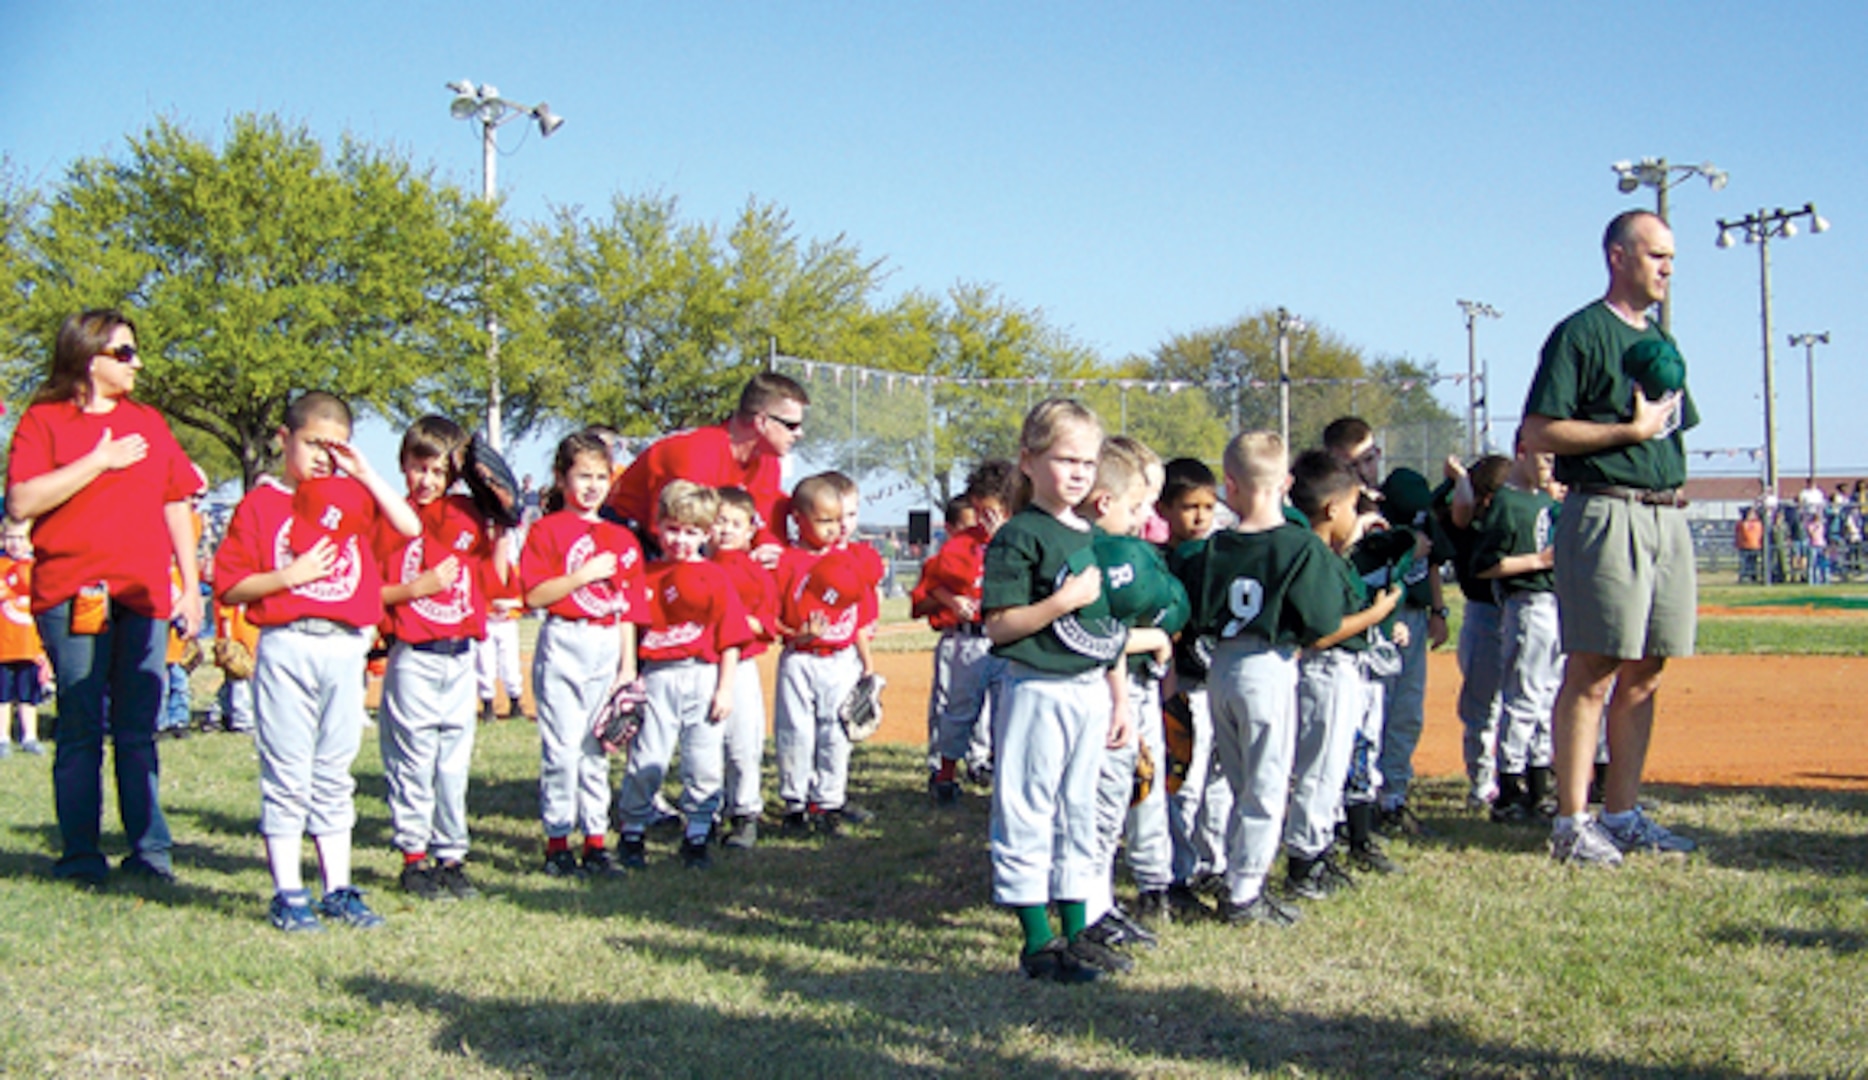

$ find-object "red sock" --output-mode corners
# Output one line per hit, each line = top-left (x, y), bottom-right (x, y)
(936, 758), (958, 783)
(403, 850), (427, 866)
(546, 836), (570, 854)
(584, 836), (606, 852)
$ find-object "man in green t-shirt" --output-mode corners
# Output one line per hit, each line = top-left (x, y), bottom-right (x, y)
(1522, 209), (1699, 867)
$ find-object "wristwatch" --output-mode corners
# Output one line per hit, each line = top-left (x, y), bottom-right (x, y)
(1430, 605), (1450, 620)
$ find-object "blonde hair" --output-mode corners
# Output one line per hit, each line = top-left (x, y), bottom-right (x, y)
(1223, 431), (1287, 491)
(659, 480), (720, 529)
(1010, 398), (1103, 511)
(1079, 438), (1147, 520)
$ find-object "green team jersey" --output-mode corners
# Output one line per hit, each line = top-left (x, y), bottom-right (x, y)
(1323, 549), (1373, 653)
(1094, 531), (1191, 679)
(1164, 536), (1216, 680)
(1177, 523), (1344, 649)
(1473, 484), (1559, 595)
(1524, 300), (1700, 490)
(982, 505), (1128, 676)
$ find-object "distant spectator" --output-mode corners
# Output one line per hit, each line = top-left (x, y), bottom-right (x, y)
(1734, 507), (1763, 584)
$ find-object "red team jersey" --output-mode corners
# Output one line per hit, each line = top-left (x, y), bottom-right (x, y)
(7, 399), (204, 617)
(376, 494), (492, 644)
(638, 560), (755, 664)
(519, 510), (650, 626)
(910, 525), (989, 631)
(712, 548), (778, 659)
(605, 425), (789, 547)
(214, 478), (386, 629)
(482, 537), (524, 621)
(775, 546), (873, 655)
(0, 556), (43, 663)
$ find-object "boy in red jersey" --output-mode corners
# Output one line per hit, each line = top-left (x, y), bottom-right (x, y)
(921, 459), (1014, 803)
(215, 391), (421, 932)
(617, 482), (753, 870)
(709, 486), (778, 849)
(772, 474), (874, 836)
(375, 416), (498, 902)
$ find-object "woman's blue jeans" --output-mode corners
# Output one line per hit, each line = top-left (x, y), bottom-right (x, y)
(38, 599), (173, 881)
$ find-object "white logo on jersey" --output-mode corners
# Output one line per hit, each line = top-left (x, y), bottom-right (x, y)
(1107, 563), (1135, 590)
(274, 520), (362, 603)
(1534, 507), (1553, 553)
(566, 534), (625, 618)
(642, 622), (704, 651)
(1050, 563), (1126, 662)
(1222, 576), (1265, 639)
(1402, 558), (1430, 587)
(403, 536), (472, 625)
(2, 572), (30, 627)
(818, 604), (859, 645)
(319, 505), (343, 531)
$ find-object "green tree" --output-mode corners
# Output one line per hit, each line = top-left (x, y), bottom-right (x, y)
(535, 194), (889, 436)
(4, 114), (511, 487)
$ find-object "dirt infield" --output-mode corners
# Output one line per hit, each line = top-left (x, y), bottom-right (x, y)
(859, 650), (1868, 792)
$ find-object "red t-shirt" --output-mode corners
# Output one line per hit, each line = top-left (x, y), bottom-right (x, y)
(605, 425), (789, 546)
(775, 545), (865, 654)
(519, 510), (650, 625)
(214, 479), (386, 629)
(638, 560), (754, 664)
(376, 494), (491, 644)
(842, 540), (885, 629)
(911, 526), (988, 631)
(0, 556), (43, 663)
(712, 548), (778, 658)
(6, 399), (203, 616)
(482, 536), (524, 621)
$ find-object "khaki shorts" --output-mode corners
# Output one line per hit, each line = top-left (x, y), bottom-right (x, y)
(1553, 494), (1696, 660)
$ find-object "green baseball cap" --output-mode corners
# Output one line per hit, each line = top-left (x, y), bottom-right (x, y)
(1623, 337), (1687, 399)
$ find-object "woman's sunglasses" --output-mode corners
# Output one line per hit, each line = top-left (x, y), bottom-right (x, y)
(97, 344), (138, 364)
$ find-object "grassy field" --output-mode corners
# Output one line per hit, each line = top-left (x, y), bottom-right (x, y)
(1, 721), (1864, 1078)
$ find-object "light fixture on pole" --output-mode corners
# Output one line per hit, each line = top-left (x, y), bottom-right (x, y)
(1456, 300), (1500, 456)
(1716, 203), (1829, 584)
(1611, 156), (1728, 334)
(447, 79), (565, 451)
(1788, 331), (1831, 485)
(1276, 307), (1305, 449)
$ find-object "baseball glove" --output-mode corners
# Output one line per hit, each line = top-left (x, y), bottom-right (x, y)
(179, 638), (205, 673)
(461, 433), (523, 529)
(593, 676), (649, 754)
(1131, 741), (1156, 807)
(1162, 692), (1194, 795)
(214, 638), (255, 680)
(839, 672), (886, 742)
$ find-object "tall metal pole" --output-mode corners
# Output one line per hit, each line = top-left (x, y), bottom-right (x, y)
(1654, 158), (1672, 335)
(1759, 224), (1778, 506)
(1790, 332), (1831, 484)
(1457, 300), (1499, 456)
(480, 122), (503, 451)
(1276, 308), (1304, 450)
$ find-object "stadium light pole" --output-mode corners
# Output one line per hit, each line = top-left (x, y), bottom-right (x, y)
(1788, 331), (1831, 484)
(1276, 307), (1305, 449)
(447, 80), (565, 451)
(1717, 203), (1829, 583)
(1611, 157), (1728, 334)
(1457, 300), (1500, 456)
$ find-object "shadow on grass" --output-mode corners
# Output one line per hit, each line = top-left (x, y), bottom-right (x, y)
(1706, 925), (1867, 955)
(344, 952), (1814, 1079)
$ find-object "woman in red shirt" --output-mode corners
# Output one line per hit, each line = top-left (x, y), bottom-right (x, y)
(5, 310), (204, 887)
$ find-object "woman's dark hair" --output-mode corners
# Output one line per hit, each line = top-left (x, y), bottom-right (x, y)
(34, 309), (136, 406)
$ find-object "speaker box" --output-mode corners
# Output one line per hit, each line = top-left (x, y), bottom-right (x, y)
(907, 510), (932, 546)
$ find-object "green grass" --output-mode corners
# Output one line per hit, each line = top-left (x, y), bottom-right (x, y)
(1, 727), (1864, 1077)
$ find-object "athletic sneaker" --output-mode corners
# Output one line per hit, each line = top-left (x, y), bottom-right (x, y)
(1065, 935), (1133, 975)
(435, 861), (480, 900)
(1286, 853), (1355, 901)
(582, 846), (629, 879)
(269, 889), (323, 933)
(722, 815), (759, 850)
(1348, 841), (1405, 876)
(966, 761), (994, 789)
(316, 886), (385, 929)
(840, 802), (875, 825)
(1102, 906), (1160, 949)
(1132, 889), (1172, 926)
(929, 778), (961, 806)
(618, 835), (649, 870)
(400, 860), (442, 901)
(1549, 817), (1625, 868)
(814, 809), (845, 837)
(680, 837), (712, 870)
(779, 811), (812, 837)
(1602, 808), (1698, 854)
(1377, 803), (1434, 838)
(1220, 893), (1303, 928)
(542, 849), (580, 878)
(19, 740), (44, 756)
(1019, 937), (1102, 984)
(1164, 883), (1214, 921)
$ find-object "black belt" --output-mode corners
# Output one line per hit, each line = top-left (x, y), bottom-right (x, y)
(406, 638), (474, 657)
(1576, 483), (1688, 508)
(947, 622), (987, 638)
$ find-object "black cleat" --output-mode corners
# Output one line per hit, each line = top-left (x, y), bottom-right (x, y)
(1019, 937), (1103, 984)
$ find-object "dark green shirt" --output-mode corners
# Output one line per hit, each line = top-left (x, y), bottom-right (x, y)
(983, 505), (1127, 676)
(1177, 523), (1343, 649)
(1473, 485), (1559, 595)
(1524, 300), (1699, 490)
(1095, 532), (1191, 679)
(1164, 537), (1215, 681)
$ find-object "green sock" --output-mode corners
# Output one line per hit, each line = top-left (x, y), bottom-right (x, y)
(1015, 906), (1053, 954)
(1059, 900), (1088, 941)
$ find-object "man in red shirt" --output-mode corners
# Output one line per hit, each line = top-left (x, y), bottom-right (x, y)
(606, 373), (810, 567)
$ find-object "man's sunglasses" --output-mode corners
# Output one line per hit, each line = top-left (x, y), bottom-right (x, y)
(97, 344), (139, 364)
(763, 413), (804, 432)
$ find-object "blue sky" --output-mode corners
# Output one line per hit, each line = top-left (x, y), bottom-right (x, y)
(5, 1), (1864, 500)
